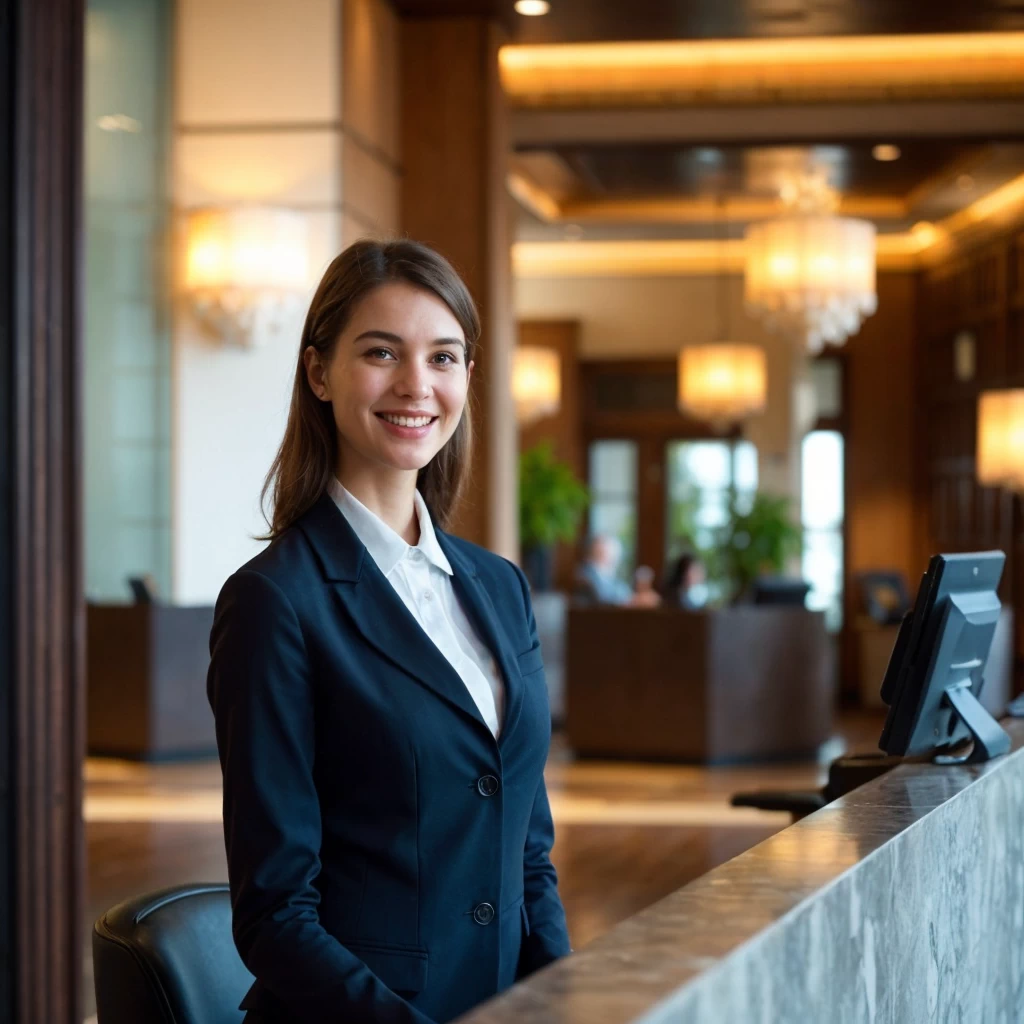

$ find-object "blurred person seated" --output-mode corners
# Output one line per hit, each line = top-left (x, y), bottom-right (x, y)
(573, 534), (633, 605)
(630, 565), (662, 608)
(662, 552), (707, 610)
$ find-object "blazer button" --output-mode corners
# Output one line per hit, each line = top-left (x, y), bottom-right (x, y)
(476, 775), (500, 797)
(473, 903), (495, 926)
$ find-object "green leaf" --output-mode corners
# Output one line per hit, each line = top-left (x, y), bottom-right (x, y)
(518, 441), (590, 548)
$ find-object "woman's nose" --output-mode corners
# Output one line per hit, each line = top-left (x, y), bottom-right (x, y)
(394, 362), (431, 400)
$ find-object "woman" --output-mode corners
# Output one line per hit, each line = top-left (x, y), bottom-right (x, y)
(662, 552), (706, 610)
(207, 239), (571, 1024)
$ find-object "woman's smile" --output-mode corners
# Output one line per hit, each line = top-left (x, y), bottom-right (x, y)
(375, 410), (439, 439)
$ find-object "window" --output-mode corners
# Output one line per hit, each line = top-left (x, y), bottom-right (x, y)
(801, 430), (844, 631)
(666, 440), (758, 555)
(666, 440), (757, 604)
(587, 440), (638, 581)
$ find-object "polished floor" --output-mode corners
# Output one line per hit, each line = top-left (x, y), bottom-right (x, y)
(83, 712), (885, 1021)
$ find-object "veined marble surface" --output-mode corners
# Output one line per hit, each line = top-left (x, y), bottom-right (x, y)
(460, 720), (1024, 1024)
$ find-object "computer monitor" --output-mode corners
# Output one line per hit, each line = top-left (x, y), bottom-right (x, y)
(751, 577), (811, 607)
(879, 551), (1010, 764)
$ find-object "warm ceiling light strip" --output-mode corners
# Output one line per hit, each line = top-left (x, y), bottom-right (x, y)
(937, 171), (1024, 237)
(512, 234), (923, 278)
(558, 195), (907, 223)
(499, 33), (1024, 107)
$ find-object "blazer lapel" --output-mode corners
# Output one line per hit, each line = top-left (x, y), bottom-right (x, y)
(296, 494), (490, 733)
(435, 530), (525, 746)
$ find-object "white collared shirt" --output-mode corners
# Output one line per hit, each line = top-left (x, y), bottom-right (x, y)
(328, 478), (505, 738)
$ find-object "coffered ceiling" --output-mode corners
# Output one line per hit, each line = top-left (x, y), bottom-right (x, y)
(393, 1), (1024, 256)
(394, 1), (1024, 44)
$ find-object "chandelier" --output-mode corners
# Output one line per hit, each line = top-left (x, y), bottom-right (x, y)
(512, 346), (561, 424)
(678, 195), (767, 429)
(677, 343), (767, 429)
(744, 173), (877, 354)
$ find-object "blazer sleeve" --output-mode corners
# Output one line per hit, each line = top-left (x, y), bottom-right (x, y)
(208, 569), (436, 1024)
(510, 563), (573, 978)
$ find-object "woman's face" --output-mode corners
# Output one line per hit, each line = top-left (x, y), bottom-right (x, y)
(305, 281), (473, 478)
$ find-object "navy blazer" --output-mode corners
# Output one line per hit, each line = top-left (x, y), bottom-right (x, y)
(207, 492), (571, 1024)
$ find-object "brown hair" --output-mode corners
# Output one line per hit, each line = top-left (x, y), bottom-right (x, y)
(258, 238), (480, 539)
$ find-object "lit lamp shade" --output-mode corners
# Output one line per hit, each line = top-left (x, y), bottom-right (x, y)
(183, 207), (309, 345)
(744, 215), (877, 353)
(677, 343), (767, 426)
(512, 346), (561, 424)
(977, 389), (1024, 490)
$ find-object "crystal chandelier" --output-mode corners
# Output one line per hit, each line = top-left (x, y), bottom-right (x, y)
(744, 172), (877, 354)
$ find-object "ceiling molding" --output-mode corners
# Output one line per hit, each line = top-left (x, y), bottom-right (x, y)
(512, 173), (1024, 277)
(500, 33), (1024, 110)
(510, 100), (1024, 149)
(547, 194), (908, 224)
(512, 235), (923, 277)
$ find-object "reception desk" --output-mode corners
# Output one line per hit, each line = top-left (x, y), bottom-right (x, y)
(565, 605), (835, 762)
(457, 717), (1024, 1023)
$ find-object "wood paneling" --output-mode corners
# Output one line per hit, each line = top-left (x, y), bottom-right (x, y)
(400, 15), (516, 555)
(918, 226), (1024, 692)
(841, 273), (919, 701)
(2, 0), (85, 1018)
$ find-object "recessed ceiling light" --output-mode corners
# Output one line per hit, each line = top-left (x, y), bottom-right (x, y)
(957, 174), (975, 191)
(563, 223), (584, 241)
(872, 144), (901, 162)
(514, 0), (550, 15)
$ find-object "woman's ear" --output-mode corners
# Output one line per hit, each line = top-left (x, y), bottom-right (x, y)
(303, 346), (329, 401)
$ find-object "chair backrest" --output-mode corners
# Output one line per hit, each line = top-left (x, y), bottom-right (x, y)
(93, 883), (254, 1024)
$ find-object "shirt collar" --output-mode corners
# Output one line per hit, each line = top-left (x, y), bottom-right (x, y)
(327, 477), (453, 578)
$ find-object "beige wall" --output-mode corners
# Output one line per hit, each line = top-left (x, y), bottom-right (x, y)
(173, 0), (399, 603)
(514, 273), (805, 499)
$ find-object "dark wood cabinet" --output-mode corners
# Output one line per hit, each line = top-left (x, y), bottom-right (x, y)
(87, 604), (216, 760)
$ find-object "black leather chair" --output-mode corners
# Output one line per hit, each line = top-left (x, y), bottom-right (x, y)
(93, 883), (254, 1024)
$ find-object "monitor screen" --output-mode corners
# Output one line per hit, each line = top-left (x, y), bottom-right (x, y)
(879, 551), (1009, 762)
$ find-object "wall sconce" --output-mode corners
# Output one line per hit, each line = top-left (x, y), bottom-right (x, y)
(977, 389), (1024, 490)
(512, 346), (561, 425)
(182, 207), (310, 347)
(677, 342), (767, 430)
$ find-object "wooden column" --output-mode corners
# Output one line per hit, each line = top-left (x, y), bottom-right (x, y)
(1, 0), (85, 1019)
(399, 16), (516, 557)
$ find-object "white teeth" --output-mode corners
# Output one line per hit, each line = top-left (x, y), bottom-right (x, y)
(381, 413), (433, 428)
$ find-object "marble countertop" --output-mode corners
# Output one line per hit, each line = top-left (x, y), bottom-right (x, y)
(458, 717), (1024, 1024)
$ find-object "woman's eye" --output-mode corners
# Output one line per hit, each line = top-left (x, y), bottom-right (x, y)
(433, 352), (458, 365)
(368, 348), (395, 360)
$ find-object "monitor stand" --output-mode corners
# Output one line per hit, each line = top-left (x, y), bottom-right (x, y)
(933, 681), (1012, 765)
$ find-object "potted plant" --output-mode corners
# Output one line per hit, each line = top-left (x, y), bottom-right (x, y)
(518, 441), (589, 591)
(706, 491), (803, 604)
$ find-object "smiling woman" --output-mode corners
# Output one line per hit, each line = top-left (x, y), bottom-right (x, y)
(261, 240), (481, 539)
(207, 238), (571, 1024)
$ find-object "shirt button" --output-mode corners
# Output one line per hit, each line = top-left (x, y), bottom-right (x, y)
(423, 590), (433, 601)
(472, 903), (495, 926)
(476, 775), (500, 797)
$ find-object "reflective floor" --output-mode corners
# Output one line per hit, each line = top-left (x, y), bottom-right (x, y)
(82, 711), (886, 1021)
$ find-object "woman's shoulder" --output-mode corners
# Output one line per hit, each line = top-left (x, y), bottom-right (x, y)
(221, 521), (318, 605)
(439, 531), (528, 593)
